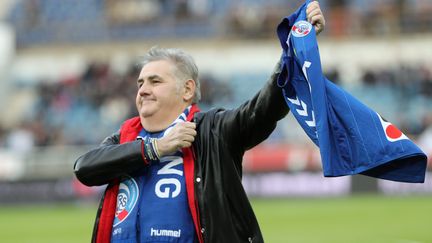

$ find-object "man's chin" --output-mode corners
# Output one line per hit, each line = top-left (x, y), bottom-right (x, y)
(138, 108), (157, 118)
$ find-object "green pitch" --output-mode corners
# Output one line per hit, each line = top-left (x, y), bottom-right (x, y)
(0, 195), (430, 243)
(253, 195), (432, 243)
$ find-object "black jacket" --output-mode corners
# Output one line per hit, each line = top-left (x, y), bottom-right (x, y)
(74, 61), (288, 243)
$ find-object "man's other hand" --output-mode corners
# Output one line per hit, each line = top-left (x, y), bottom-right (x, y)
(307, 1), (326, 35)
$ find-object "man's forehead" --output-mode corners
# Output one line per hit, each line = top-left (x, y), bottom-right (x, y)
(138, 60), (175, 78)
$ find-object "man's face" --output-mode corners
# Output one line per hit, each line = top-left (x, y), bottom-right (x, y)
(136, 60), (185, 125)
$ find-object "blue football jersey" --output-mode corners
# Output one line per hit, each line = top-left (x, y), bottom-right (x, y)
(277, 0), (427, 183)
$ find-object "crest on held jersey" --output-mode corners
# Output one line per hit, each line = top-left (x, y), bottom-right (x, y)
(113, 177), (139, 227)
(291, 20), (312, 37)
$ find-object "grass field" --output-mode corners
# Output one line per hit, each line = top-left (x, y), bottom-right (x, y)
(0, 195), (430, 243)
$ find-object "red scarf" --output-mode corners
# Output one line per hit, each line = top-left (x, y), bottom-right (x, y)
(95, 104), (203, 243)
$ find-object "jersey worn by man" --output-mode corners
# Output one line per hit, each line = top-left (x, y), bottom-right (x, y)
(111, 107), (197, 243)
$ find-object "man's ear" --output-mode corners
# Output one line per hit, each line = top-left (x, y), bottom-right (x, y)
(183, 79), (196, 102)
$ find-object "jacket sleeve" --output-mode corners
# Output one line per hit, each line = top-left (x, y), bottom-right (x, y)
(73, 131), (148, 186)
(217, 58), (289, 152)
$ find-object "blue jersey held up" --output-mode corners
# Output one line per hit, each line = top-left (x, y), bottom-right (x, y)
(277, 0), (427, 183)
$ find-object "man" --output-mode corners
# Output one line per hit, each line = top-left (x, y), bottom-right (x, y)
(74, 2), (325, 242)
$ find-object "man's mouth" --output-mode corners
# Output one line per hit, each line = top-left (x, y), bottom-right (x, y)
(141, 99), (155, 103)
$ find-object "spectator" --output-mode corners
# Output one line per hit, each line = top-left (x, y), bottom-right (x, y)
(6, 122), (35, 153)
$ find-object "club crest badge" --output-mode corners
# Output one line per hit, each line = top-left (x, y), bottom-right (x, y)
(113, 177), (139, 227)
(292, 20), (312, 37)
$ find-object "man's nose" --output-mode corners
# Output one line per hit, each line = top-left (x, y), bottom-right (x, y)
(138, 82), (151, 96)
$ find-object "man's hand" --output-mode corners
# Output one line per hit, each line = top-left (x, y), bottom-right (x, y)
(156, 122), (197, 157)
(306, 1), (325, 35)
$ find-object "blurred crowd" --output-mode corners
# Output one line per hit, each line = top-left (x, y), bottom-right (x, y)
(323, 0), (432, 37)
(1, 62), (138, 150)
(5, 0), (432, 46)
(357, 64), (432, 135)
(104, 0), (216, 25)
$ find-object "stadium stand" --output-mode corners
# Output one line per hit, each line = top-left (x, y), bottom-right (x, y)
(5, 0), (432, 47)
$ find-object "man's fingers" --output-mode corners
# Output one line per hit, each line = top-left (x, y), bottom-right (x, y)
(306, 1), (320, 14)
(310, 15), (323, 26)
(183, 128), (197, 137)
(182, 134), (196, 143)
(171, 121), (195, 129)
(183, 121), (196, 129)
(157, 121), (197, 155)
(310, 15), (325, 34)
(168, 122), (196, 135)
(306, 1), (325, 34)
(307, 8), (322, 23)
(176, 123), (197, 138)
(181, 141), (192, 148)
